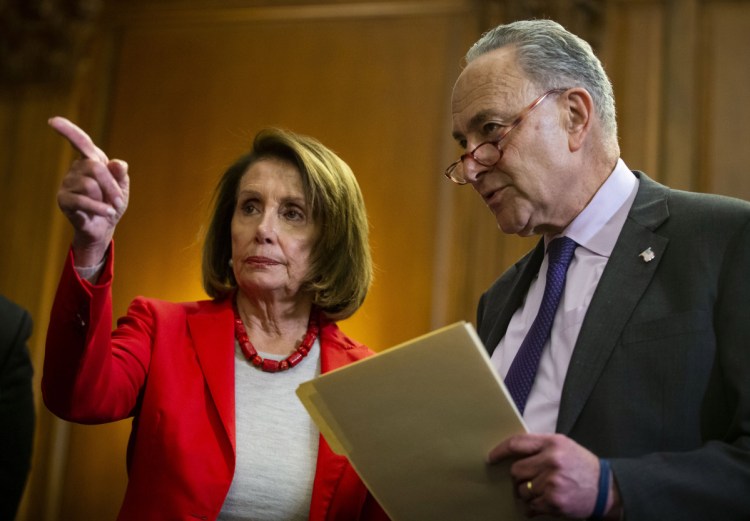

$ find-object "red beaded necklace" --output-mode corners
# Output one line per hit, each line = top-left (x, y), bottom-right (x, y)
(232, 299), (320, 373)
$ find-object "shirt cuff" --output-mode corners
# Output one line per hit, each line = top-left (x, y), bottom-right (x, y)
(74, 255), (107, 283)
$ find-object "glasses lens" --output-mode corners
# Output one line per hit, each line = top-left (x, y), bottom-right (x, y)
(474, 142), (501, 166)
(444, 142), (501, 184)
(445, 162), (467, 184)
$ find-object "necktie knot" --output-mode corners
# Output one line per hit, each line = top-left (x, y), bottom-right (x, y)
(548, 236), (578, 268)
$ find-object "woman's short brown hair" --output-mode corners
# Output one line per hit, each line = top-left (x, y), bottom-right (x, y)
(202, 128), (372, 320)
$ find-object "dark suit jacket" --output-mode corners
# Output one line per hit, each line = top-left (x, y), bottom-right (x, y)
(477, 171), (750, 520)
(0, 295), (35, 521)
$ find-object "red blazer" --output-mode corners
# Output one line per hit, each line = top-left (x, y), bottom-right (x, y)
(43, 247), (388, 521)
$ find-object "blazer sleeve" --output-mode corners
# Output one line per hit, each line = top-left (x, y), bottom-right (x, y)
(0, 297), (35, 520)
(42, 245), (153, 423)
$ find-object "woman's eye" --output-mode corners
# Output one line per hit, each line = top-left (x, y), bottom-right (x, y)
(240, 199), (259, 214)
(283, 207), (305, 221)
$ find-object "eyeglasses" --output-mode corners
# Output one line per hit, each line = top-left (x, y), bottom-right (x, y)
(444, 88), (569, 185)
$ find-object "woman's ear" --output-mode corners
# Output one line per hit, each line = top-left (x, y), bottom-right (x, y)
(564, 88), (594, 152)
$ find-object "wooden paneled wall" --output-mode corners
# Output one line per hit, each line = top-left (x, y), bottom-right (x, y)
(2, 1), (749, 519)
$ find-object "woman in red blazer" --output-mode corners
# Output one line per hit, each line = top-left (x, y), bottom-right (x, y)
(43, 118), (388, 521)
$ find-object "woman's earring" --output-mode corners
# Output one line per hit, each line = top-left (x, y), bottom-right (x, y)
(228, 259), (233, 268)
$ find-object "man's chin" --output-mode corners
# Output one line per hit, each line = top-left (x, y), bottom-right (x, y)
(495, 217), (534, 237)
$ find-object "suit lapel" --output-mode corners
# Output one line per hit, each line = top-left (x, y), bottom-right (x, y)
(187, 299), (236, 450)
(484, 242), (545, 355)
(557, 173), (670, 434)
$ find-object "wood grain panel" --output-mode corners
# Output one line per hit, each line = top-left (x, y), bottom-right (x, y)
(701, 2), (750, 199)
(602, 1), (664, 179)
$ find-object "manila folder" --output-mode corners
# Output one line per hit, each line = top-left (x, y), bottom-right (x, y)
(296, 321), (528, 521)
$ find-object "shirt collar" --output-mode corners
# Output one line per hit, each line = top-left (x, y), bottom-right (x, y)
(556, 158), (639, 257)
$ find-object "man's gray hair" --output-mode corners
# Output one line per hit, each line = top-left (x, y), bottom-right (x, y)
(466, 19), (618, 140)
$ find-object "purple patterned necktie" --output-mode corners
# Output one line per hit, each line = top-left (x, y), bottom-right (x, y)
(504, 236), (578, 414)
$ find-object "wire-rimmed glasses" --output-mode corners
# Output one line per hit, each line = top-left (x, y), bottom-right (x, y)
(444, 88), (569, 185)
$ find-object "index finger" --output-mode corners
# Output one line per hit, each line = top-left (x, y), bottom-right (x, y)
(48, 116), (109, 163)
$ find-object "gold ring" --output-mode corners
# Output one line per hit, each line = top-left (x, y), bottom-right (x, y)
(526, 480), (533, 491)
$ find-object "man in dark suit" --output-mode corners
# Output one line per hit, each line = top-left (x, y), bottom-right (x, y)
(0, 295), (35, 520)
(447, 19), (750, 520)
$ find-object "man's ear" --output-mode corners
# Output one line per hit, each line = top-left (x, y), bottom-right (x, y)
(564, 88), (594, 152)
